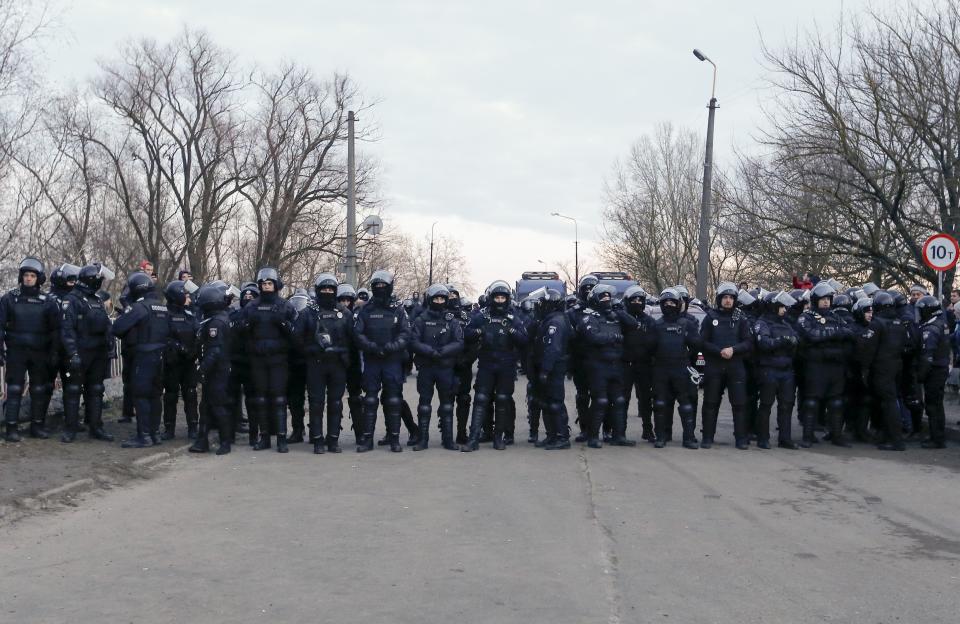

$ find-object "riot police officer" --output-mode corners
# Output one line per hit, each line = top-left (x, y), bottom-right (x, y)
(621, 286), (656, 442)
(229, 282), (258, 444)
(47, 263), (80, 428)
(162, 280), (199, 440)
(410, 283), (464, 451)
(797, 282), (853, 448)
(336, 283), (365, 444)
(112, 272), (171, 448)
(295, 273), (353, 454)
(567, 275), (599, 442)
(189, 283), (233, 455)
(651, 289), (700, 449)
(238, 268), (297, 453)
(576, 284), (639, 448)
(700, 282), (753, 449)
(915, 295), (949, 449)
(849, 297), (877, 441)
(753, 291), (800, 449)
(531, 289), (572, 449)
(60, 263), (116, 443)
(0, 258), (61, 441)
(446, 284), (477, 445)
(353, 270), (409, 452)
(462, 281), (527, 451)
(287, 288), (311, 443)
(867, 291), (912, 451)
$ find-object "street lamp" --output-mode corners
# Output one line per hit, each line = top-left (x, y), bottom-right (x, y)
(428, 221), (438, 286)
(550, 212), (579, 286)
(693, 48), (718, 301)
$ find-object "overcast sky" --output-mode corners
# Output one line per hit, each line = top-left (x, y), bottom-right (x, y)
(47, 0), (887, 295)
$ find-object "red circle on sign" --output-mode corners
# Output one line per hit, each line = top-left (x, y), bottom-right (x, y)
(922, 233), (960, 271)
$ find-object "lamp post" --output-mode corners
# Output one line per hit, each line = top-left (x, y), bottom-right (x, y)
(428, 221), (438, 286)
(550, 212), (579, 286)
(693, 48), (717, 301)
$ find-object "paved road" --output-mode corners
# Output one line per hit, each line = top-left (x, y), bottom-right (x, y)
(2, 378), (959, 623)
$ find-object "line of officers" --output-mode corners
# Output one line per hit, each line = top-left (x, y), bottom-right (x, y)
(0, 256), (952, 455)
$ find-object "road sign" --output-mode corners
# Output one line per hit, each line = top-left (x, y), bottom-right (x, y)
(922, 233), (960, 272)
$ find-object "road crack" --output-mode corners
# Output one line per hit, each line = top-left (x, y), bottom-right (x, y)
(578, 450), (622, 624)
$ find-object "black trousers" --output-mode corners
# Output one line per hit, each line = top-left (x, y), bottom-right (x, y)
(306, 357), (347, 443)
(755, 367), (795, 442)
(701, 359), (747, 442)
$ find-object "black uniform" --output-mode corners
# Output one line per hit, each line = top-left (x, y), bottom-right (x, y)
(451, 304), (478, 445)
(651, 311), (700, 446)
(229, 303), (256, 443)
(918, 315), (950, 445)
(752, 313), (798, 446)
(0, 286), (60, 438)
(112, 293), (171, 445)
(865, 311), (910, 449)
(532, 308), (572, 447)
(61, 287), (114, 440)
(410, 306), (464, 450)
(797, 308), (852, 446)
(566, 302), (591, 441)
(238, 292), (297, 449)
(294, 300), (353, 452)
(194, 309), (233, 454)
(622, 306), (657, 442)
(462, 307), (527, 450)
(699, 307), (753, 446)
(163, 302), (199, 439)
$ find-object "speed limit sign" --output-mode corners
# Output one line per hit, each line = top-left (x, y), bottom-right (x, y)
(922, 233), (960, 271)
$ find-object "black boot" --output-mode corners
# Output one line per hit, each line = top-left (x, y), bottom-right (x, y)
(610, 407), (637, 447)
(314, 440), (326, 454)
(253, 433), (272, 450)
(216, 439), (231, 455)
(29, 420), (49, 439)
(778, 439), (798, 449)
(413, 410), (430, 451)
(357, 397), (377, 453)
(799, 399), (818, 448)
(401, 400), (419, 447)
(276, 434), (289, 453)
(493, 432), (506, 450)
(461, 400), (485, 452)
(189, 424), (210, 453)
(440, 406), (458, 451)
(680, 408), (699, 449)
(188, 422), (198, 440)
(288, 428), (304, 444)
(123, 398), (152, 448)
(85, 393), (113, 441)
(455, 396), (470, 445)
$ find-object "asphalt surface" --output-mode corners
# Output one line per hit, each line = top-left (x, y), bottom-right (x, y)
(2, 377), (959, 624)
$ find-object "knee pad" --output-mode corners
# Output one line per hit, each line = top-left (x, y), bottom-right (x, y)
(438, 402), (454, 415)
(417, 403), (432, 418)
(363, 395), (379, 410)
(593, 397), (610, 411)
(328, 399), (343, 414)
(547, 401), (564, 415)
(251, 396), (268, 410)
(272, 396), (286, 408)
(5, 384), (23, 398)
(612, 396), (626, 411)
(494, 393), (511, 404)
(802, 398), (819, 411)
(827, 397), (844, 411)
(384, 396), (402, 411)
(677, 403), (694, 417)
(653, 399), (667, 411)
(29, 383), (52, 398)
(64, 383), (81, 398)
(474, 393), (490, 407)
(87, 383), (105, 397)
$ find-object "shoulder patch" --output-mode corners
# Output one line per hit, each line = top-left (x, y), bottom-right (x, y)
(548, 326), (556, 334)
(209, 327), (218, 337)
(62, 301), (70, 310)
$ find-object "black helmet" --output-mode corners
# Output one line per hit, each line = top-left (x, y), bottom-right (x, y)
(18, 257), (45, 287)
(624, 285), (647, 313)
(891, 291), (908, 308)
(809, 281), (836, 307)
(768, 290), (797, 315)
(239, 282), (259, 307)
(852, 297), (874, 323)
(50, 263), (81, 290)
(487, 280), (511, 314)
(832, 293), (853, 311)
(357, 287), (370, 302)
(861, 282), (880, 297)
(520, 296), (537, 315)
(659, 288), (681, 305)
(577, 275), (599, 301)
(336, 283), (356, 301)
(256, 267), (283, 291)
(675, 284), (691, 302)
(715, 281), (738, 307)
(536, 288), (564, 318)
(872, 291), (896, 319)
(460, 296), (474, 312)
(425, 283), (450, 312)
(446, 283), (461, 310)
(126, 271), (155, 300)
(77, 264), (110, 294)
(369, 270), (394, 303)
(314, 273), (339, 308)
(659, 288), (681, 319)
(589, 283), (616, 310)
(915, 295), (941, 323)
(565, 294), (577, 309)
(164, 280), (189, 306)
(197, 283), (228, 313)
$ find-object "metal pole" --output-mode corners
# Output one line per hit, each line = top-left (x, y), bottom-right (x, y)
(345, 111), (357, 287)
(550, 212), (579, 288)
(696, 97), (717, 301)
(428, 221), (437, 286)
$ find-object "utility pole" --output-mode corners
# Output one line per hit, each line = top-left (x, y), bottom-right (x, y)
(693, 49), (717, 300)
(428, 221), (438, 286)
(345, 110), (357, 287)
(551, 212), (579, 287)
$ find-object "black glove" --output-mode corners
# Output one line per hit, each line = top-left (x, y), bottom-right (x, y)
(538, 371), (549, 385)
(316, 333), (332, 351)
